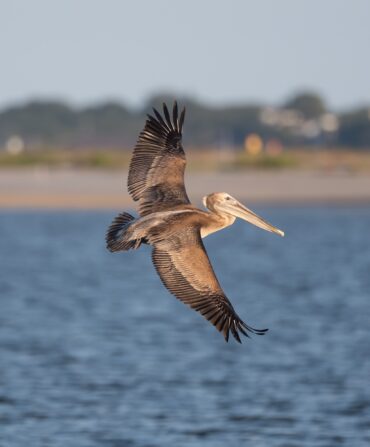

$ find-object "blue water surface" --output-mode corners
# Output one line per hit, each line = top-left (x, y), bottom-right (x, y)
(0, 206), (370, 447)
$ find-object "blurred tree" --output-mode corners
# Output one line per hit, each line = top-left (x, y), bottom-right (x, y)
(78, 102), (140, 147)
(0, 101), (77, 145)
(284, 92), (326, 118)
(338, 109), (370, 148)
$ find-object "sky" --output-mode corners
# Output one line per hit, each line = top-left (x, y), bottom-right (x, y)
(1, 0), (369, 110)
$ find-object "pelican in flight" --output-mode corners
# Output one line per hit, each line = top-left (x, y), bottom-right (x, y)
(106, 102), (284, 343)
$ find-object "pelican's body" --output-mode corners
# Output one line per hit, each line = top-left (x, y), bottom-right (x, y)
(116, 204), (233, 244)
(106, 103), (284, 343)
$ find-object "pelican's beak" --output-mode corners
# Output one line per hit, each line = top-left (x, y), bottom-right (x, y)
(223, 200), (285, 237)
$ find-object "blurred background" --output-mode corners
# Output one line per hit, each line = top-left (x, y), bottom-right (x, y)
(0, 1), (369, 446)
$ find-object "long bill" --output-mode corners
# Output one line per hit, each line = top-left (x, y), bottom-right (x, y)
(223, 200), (285, 237)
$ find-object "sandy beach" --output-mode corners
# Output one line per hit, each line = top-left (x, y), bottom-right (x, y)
(1, 168), (370, 209)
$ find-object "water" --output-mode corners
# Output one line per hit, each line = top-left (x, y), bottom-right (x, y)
(0, 207), (370, 447)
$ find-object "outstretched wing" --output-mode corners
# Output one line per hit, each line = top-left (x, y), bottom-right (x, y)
(127, 102), (190, 216)
(150, 227), (267, 343)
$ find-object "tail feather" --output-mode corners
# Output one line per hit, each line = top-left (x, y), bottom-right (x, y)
(106, 212), (141, 252)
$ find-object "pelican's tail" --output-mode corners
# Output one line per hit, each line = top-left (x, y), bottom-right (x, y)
(106, 212), (143, 252)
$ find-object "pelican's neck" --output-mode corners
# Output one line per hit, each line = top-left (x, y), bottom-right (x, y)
(200, 209), (236, 238)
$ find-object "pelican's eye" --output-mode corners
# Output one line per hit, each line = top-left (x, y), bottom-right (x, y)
(226, 196), (231, 200)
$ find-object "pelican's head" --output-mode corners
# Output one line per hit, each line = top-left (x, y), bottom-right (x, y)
(203, 192), (284, 237)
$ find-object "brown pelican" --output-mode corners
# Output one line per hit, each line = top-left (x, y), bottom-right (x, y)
(106, 102), (284, 343)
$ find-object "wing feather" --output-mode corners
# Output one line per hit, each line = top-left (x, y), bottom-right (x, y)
(150, 228), (267, 343)
(128, 102), (190, 216)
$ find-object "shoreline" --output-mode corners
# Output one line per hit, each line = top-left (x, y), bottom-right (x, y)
(1, 168), (370, 209)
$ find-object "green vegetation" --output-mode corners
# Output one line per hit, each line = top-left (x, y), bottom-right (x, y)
(234, 152), (298, 169)
(0, 149), (131, 169)
(2, 147), (370, 172)
(234, 149), (370, 172)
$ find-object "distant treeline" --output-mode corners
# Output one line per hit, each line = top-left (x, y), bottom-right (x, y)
(0, 92), (369, 150)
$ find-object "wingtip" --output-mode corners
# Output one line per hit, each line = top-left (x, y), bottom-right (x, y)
(179, 107), (186, 132)
(162, 102), (172, 128)
(173, 101), (179, 131)
(224, 320), (269, 343)
(149, 101), (185, 134)
(251, 327), (269, 336)
(151, 107), (170, 131)
(224, 330), (230, 343)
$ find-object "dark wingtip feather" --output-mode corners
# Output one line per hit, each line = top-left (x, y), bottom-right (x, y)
(152, 107), (169, 130)
(230, 322), (242, 343)
(237, 323), (250, 338)
(173, 101), (178, 131)
(223, 318), (268, 343)
(147, 102), (184, 136)
(147, 113), (158, 126)
(179, 107), (186, 132)
(241, 321), (269, 336)
(163, 103), (172, 129)
(224, 330), (230, 342)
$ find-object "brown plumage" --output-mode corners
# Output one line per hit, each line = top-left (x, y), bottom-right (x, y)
(127, 102), (189, 216)
(106, 102), (284, 343)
